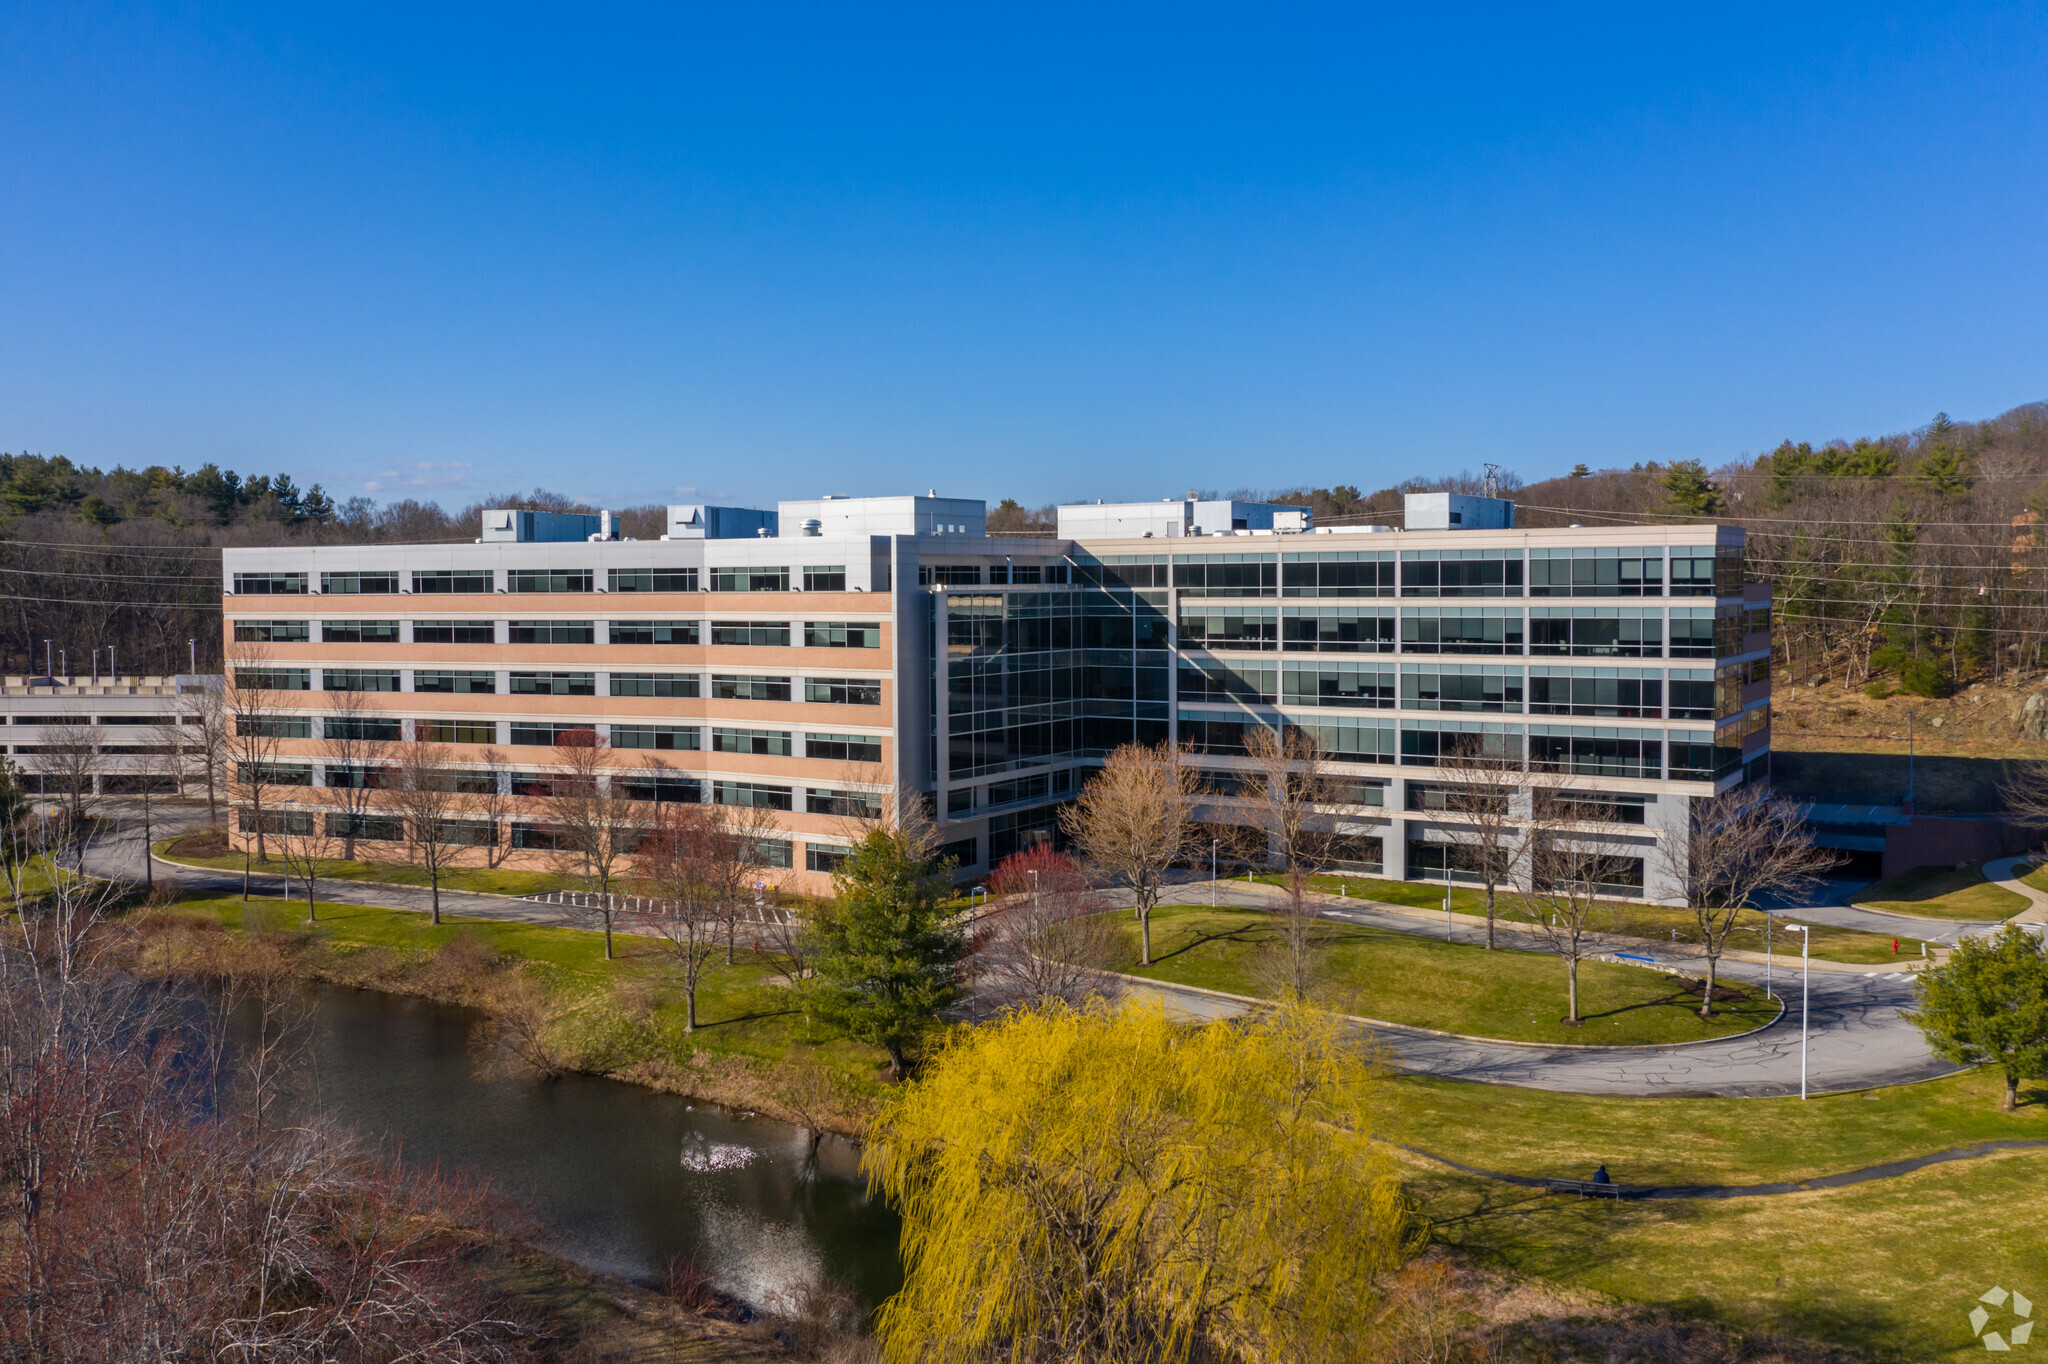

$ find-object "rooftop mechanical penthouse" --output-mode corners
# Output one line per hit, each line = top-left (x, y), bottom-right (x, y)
(220, 491), (1771, 901)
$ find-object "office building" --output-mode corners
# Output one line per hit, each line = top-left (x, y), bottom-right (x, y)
(219, 491), (1770, 902)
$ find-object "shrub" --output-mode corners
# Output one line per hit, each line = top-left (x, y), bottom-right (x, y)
(1864, 680), (1894, 699)
(1897, 656), (1952, 698)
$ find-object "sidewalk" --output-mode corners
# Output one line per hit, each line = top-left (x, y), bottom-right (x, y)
(1980, 855), (2048, 928)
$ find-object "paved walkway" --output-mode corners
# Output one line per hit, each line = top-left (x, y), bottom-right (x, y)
(1982, 855), (2048, 930)
(106, 807), (1956, 1100)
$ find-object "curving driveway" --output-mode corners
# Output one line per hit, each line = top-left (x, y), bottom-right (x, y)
(105, 804), (1956, 1100)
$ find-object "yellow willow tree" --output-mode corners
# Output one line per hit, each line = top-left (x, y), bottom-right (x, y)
(864, 1000), (1412, 1364)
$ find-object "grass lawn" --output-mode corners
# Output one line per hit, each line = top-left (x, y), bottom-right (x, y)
(1242, 871), (1915, 963)
(158, 834), (595, 897)
(1856, 862), (2029, 920)
(1381, 1067), (2046, 1186)
(158, 894), (890, 1095)
(1414, 1149), (2048, 1362)
(1126, 905), (1779, 1046)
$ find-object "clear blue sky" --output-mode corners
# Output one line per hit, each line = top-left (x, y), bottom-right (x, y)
(3, 4), (2045, 511)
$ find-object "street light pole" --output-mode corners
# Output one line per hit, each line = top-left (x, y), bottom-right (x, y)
(1906, 709), (1915, 810)
(1211, 838), (1218, 906)
(1788, 923), (1811, 1099)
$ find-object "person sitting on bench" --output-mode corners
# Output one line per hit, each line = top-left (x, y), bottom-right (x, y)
(1592, 1164), (1611, 1185)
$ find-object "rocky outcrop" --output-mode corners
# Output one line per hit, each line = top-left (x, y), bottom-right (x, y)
(2019, 692), (2048, 741)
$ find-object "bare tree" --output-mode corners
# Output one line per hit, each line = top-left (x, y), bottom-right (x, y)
(223, 647), (287, 862)
(1432, 736), (1533, 951)
(712, 799), (782, 965)
(631, 803), (739, 1031)
(1525, 804), (1627, 1027)
(1998, 758), (2048, 831)
(0, 757), (32, 906)
(320, 691), (390, 862)
(543, 730), (640, 958)
(467, 748), (517, 868)
(389, 740), (476, 927)
(1059, 742), (1204, 966)
(270, 803), (334, 924)
(1240, 725), (1338, 1000)
(1655, 789), (1836, 1017)
(976, 845), (1126, 1009)
(173, 678), (229, 826)
(35, 724), (102, 874)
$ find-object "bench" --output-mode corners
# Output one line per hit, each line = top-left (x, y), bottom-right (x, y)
(1543, 1177), (1626, 1199)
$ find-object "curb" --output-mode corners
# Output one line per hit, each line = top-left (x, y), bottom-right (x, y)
(1119, 973), (1787, 1052)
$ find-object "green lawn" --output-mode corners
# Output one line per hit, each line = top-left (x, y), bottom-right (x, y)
(157, 835), (594, 897)
(1414, 1150), (2048, 1363)
(1381, 1067), (2046, 1186)
(1243, 871), (1916, 963)
(1127, 904), (1780, 1046)
(1856, 862), (2029, 920)
(158, 895), (890, 1095)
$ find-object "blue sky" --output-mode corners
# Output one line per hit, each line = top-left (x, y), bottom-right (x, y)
(3, 4), (2046, 511)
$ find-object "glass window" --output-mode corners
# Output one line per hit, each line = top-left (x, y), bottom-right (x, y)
(806, 845), (850, 873)
(509, 721), (598, 745)
(1526, 724), (1662, 779)
(232, 620), (308, 643)
(711, 674), (792, 702)
(506, 620), (595, 645)
(236, 762), (314, 788)
(1525, 667), (1662, 718)
(506, 569), (593, 593)
(1537, 790), (1652, 825)
(609, 619), (698, 645)
(1398, 664), (1524, 712)
(233, 667), (310, 691)
(610, 724), (702, 751)
(712, 727), (793, 756)
(411, 570), (493, 593)
(712, 780), (793, 810)
(1397, 720), (1524, 767)
(1280, 664), (1396, 709)
(322, 715), (402, 741)
(616, 772), (704, 803)
(753, 837), (795, 869)
(320, 620), (400, 644)
(1666, 669), (1714, 719)
(808, 789), (883, 818)
(412, 620), (496, 644)
(803, 621), (882, 648)
(1527, 608), (1662, 658)
(802, 565), (847, 591)
(709, 566), (790, 592)
(235, 715), (311, 739)
(1399, 550), (1524, 598)
(1398, 608), (1525, 655)
(1527, 548), (1664, 598)
(1171, 555), (1277, 597)
(709, 621), (791, 647)
(1667, 546), (1716, 597)
(322, 764), (397, 789)
(608, 568), (699, 592)
(507, 671), (596, 696)
(917, 564), (983, 586)
(321, 668), (400, 692)
(610, 672), (700, 698)
(1177, 606), (1279, 651)
(413, 670), (495, 694)
(805, 677), (883, 705)
(232, 572), (307, 595)
(417, 719), (496, 743)
(319, 572), (399, 595)
(1280, 607), (1396, 653)
(1179, 659), (1277, 704)
(512, 822), (563, 849)
(805, 732), (883, 763)
(1280, 551), (1395, 598)
(1667, 609), (1715, 658)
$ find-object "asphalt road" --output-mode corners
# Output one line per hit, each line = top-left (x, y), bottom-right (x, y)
(105, 803), (1955, 1099)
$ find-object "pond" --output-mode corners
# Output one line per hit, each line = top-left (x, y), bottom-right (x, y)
(271, 985), (903, 1311)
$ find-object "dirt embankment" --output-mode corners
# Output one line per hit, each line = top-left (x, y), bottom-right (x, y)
(1771, 671), (2048, 810)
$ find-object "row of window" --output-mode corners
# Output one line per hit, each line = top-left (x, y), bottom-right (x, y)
(233, 667), (882, 703)
(237, 715), (884, 759)
(231, 566), (855, 596)
(234, 618), (882, 647)
(1177, 661), (1756, 718)
(1176, 711), (1745, 780)
(235, 807), (860, 872)
(1064, 545), (1741, 598)
(1177, 605), (1768, 656)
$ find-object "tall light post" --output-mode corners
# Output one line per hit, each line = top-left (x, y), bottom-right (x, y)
(1211, 838), (1219, 906)
(1787, 923), (1811, 1099)
(1905, 709), (1916, 811)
